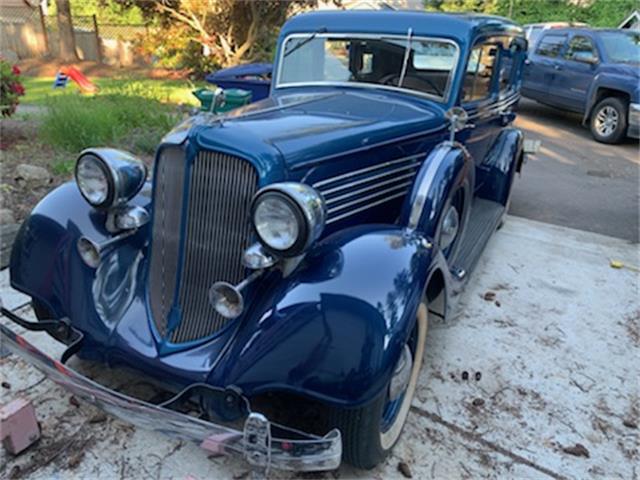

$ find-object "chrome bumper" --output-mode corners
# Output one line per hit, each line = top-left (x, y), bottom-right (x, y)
(0, 323), (341, 473)
(628, 103), (640, 139)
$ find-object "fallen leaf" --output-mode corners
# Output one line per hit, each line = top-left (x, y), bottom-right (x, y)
(69, 396), (80, 408)
(398, 461), (412, 478)
(483, 291), (496, 301)
(562, 443), (590, 458)
(472, 398), (485, 407)
(623, 419), (638, 429)
(1, 381), (11, 389)
(89, 413), (107, 424)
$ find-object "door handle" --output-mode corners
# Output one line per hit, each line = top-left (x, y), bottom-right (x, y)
(553, 64), (562, 70)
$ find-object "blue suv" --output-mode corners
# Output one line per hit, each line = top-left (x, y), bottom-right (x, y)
(522, 28), (639, 144)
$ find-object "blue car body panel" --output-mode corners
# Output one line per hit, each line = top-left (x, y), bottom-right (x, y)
(10, 11), (526, 411)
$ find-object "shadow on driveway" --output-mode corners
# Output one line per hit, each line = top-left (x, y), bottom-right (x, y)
(511, 98), (639, 243)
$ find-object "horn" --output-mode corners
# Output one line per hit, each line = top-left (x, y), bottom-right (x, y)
(76, 230), (136, 269)
(208, 270), (262, 319)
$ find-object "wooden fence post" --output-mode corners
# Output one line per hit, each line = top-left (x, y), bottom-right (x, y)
(38, 4), (49, 56)
(92, 14), (103, 64)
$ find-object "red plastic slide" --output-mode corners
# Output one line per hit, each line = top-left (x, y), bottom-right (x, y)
(60, 66), (99, 94)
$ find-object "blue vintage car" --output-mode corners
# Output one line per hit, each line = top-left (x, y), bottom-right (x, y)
(1, 11), (526, 472)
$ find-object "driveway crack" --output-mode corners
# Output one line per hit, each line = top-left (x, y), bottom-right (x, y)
(410, 405), (569, 480)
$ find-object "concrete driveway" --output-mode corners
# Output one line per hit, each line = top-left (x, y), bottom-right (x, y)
(512, 98), (639, 243)
(1, 217), (638, 479)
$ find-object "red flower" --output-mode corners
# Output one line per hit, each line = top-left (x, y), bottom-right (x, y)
(11, 83), (25, 95)
(12, 65), (20, 75)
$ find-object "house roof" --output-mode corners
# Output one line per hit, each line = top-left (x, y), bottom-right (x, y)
(280, 10), (522, 44)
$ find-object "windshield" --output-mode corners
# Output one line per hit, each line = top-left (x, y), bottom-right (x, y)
(599, 31), (640, 63)
(277, 34), (459, 101)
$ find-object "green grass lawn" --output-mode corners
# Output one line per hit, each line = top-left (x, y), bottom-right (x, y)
(21, 75), (207, 106)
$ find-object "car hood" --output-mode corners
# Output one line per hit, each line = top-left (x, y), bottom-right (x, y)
(190, 89), (447, 171)
(600, 62), (640, 79)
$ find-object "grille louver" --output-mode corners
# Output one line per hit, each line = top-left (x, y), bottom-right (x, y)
(148, 148), (257, 343)
(313, 153), (423, 224)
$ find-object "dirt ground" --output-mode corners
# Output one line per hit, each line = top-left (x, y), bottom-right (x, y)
(0, 118), (71, 225)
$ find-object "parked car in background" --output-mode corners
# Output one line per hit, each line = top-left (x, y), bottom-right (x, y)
(522, 28), (640, 143)
(205, 63), (272, 102)
(1, 11), (528, 472)
(523, 22), (588, 50)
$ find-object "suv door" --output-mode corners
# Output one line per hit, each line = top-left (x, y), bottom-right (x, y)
(550, 34), (599, 112)
(522, 32), (567, 101)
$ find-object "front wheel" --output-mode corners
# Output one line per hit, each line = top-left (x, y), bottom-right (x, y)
(590, 97), (627, 144)
(328, 303), (428, 469)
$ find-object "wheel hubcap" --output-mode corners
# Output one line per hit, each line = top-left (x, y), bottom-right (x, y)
(595, 106), (619, 137)
(440, 205), (460, 250)
(389, 344), (413, 401)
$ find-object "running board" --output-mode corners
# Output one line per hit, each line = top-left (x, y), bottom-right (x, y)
(452, 198), (504, 279)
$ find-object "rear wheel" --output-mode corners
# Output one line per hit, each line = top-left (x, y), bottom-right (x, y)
(328, 303), (428, 469)
(590, 97), (627, 144)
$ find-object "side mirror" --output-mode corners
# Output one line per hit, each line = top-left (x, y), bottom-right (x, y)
(573, 51), (598, 65)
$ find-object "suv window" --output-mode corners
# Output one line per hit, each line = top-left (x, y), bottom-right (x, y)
(535, 34), (567, 57)
(565, 35), (597, 61)
(462, 43), (497, 102)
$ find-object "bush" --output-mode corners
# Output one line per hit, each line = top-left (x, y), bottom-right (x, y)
(1, 59), (25, 117)
(40, 85), (179, 154)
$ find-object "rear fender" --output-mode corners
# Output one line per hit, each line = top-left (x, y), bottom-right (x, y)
(209, 225), (442, 408)
(476, 128), (523, 205)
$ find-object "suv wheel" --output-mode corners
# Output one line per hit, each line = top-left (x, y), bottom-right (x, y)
(590, 97), (627, 144)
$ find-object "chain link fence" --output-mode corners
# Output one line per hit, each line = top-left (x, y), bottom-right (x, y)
(0, 5), (151, 66)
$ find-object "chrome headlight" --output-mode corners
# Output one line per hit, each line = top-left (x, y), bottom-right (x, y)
(251, 183), (326, 257)
(75, 148), (147, 209)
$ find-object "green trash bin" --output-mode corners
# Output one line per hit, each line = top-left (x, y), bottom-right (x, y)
(192, 87), (252, 113)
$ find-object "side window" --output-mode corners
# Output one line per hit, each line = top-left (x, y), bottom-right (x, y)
(463, 43), (497, 102)
(565, 36), (597, 61)
(535, 34), (567, 57)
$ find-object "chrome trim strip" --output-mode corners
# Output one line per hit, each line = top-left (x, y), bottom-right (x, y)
(326, 191), (408, 224)
(327, 181), (413, 214)
(320, 162), (420, 196)
(407, 144), (451, 231)
(313, 153), (423, 189)
(275, 32), (461, 104)
(325, 171), (417, 204)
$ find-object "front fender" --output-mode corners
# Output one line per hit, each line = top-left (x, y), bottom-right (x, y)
(10, 181), (151, 323)
(399, 142), (473, 237)
(209, 225), (440, 408)
(583, 75), (636, 123)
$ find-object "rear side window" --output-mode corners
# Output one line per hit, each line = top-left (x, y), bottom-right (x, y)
(535, 34), (567, 57)
(462, 44), (497, 102)
(565, 36), (597, 60)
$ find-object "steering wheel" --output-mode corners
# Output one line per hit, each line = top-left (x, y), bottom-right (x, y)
(378, 73), (443, 97)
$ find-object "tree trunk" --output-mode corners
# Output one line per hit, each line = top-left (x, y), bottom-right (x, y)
(55, 0), (78, 61)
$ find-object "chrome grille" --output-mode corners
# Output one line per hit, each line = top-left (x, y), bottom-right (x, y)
(172, 150), (257, 343)
(314, 153), (423, 224)
(148, 148), (257, 343)
(148, 147), (186, 337)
